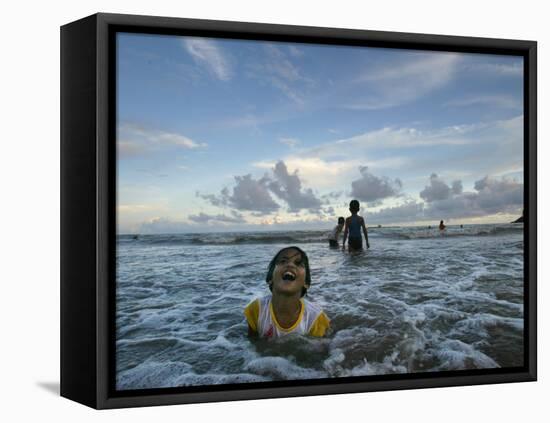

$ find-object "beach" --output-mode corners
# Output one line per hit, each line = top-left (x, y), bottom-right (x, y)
(115, 223), (524, 390)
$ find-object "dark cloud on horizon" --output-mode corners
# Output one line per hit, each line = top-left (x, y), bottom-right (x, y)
(421, 176), (522, 218)
(140, 217), (194, 234)
(197, 174), (280, 213)
(188, 212), (246, 224)
(268, 161), (322, 212)
(368, 200), (426, 224)
(420, 173), (454, 202)
(228, 175), (280, 212)
(350, 166), (402, 205)
(452, 180), (463, 195)
(369, 174), (523, 224)
(195, 191), (227, 207)
(198, 160), (323, 215)
(321, 191), (344, 201)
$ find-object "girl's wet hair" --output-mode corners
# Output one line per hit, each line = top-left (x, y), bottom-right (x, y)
(338, 216), (345, 224)
(349, 199), (360, 212)
(266, 246), (311, 297)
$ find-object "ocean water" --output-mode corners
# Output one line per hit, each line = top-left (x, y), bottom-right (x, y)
(115, 223), (524, 390)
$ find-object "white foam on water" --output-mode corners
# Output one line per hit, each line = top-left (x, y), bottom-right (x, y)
(344, 355), (408, 376)
(329, 327), (379, 350)
(245, 356), (326, 380)
(115, 226), (524, 389)
(452, 313), (524, 338)
(211, 334), (237, 348)
(429, 339), (499, 370)
(174, 372), (270, 386)
(117, 360), (194, 390)
(323, 348), (346, 375)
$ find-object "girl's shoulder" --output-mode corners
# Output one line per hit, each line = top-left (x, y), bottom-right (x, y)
(258, 294), (272, 309)
(245, 295), (271, 309)
(302, 298), (324, 315)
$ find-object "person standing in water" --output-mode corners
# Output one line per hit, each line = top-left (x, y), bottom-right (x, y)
(342, 200), (370, 250)
(439, 220), (446, 232)
(328, 217), (345, 248)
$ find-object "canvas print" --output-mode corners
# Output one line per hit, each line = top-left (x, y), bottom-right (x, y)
(115, 33), (525, 390)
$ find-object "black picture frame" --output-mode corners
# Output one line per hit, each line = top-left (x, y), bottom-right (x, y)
(60, 12), (537, 409)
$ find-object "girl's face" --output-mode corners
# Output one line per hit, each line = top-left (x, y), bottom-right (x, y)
(271, 248), (308, 297)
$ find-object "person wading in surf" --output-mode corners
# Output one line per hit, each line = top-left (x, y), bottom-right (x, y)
(342, 200), (370, 251)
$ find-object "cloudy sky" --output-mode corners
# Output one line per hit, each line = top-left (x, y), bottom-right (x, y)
(116, 33), (524, 234)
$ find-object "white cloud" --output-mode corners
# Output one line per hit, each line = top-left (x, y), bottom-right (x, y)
(464, 62), (523, 77)
(245, 44), (313, 105)
(183, 38), (232, 81)
(279, 137), (300, 148)
(315, 125), (477, 159)
(346, 52), (461, 110)
(118, 123), (207, 157)
(265, 44), (302, 81)
(445, 95), (521, 109)
(288, 46), (304, 58)
(350, 166), (403, 204)
(308, 115), (522, 170)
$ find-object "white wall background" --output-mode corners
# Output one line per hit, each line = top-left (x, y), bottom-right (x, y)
(1, 0), (546, 421)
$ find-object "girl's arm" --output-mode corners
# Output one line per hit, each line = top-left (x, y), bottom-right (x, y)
(361, 218), (370, 248)
(342, 219), (349, 249)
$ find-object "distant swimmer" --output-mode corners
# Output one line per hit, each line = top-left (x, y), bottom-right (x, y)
(342, 200), (370, 250)
(327, 217), (345, 248)
(439, 220), (446, 231)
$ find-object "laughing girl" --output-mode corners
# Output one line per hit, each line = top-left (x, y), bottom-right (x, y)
(244, 246), (330, 338)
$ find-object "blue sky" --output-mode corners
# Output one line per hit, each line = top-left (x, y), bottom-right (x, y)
(116, 33), (524, 234)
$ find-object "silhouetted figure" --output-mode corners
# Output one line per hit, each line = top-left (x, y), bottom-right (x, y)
(342, 200), (370, 250)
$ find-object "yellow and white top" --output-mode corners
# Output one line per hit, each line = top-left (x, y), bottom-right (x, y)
(244, 295), (330, 338)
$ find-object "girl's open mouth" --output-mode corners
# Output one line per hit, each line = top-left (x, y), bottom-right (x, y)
(282, 271), (296, 281)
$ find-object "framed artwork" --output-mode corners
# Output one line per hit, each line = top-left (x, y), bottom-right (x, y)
(61, 13), (537, 409)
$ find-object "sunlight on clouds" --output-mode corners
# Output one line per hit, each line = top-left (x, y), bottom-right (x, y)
(116, 36), (525, 232)
(253, 157), (359, 189)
